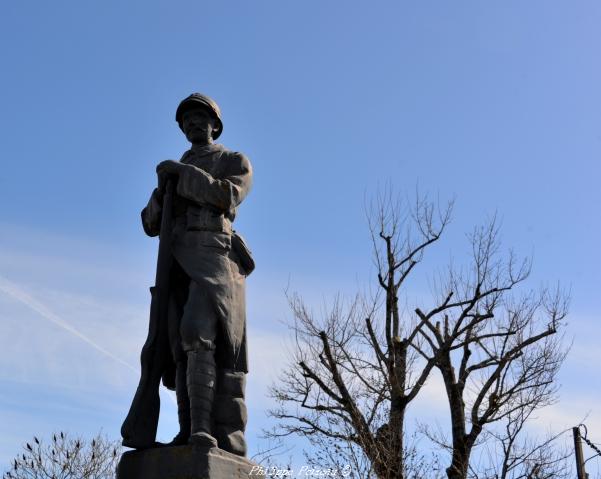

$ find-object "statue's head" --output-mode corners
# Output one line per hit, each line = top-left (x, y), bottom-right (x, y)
(176, 93), (223, 144)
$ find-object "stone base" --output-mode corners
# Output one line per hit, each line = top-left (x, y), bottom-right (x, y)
(116, 445), (264, 479)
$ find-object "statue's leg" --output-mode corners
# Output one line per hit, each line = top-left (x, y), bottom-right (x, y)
(213, 369), (248, 456)
(167, 261), (191, 446)
(211, 254), (248, 455)
(186, 349), (217, 447)
(164, 360), (190, 446)
(180, 282), (219, 448)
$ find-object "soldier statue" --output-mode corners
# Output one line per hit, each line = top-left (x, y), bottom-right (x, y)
(121, 93), (255, 458)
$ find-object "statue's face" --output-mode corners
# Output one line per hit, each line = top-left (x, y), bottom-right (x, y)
(181, 107), (218, 145)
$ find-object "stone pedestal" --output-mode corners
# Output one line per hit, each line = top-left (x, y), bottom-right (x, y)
(116, 445), (263, 479)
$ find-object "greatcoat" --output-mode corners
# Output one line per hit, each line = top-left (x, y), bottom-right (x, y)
(141, 143), (253, 388)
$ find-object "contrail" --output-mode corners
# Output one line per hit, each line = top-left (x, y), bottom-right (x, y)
(0, 274), (178, 407)
(0, 274), (138, 373)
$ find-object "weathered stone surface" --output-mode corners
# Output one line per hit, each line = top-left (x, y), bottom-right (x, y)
(116, 444), (263, 479)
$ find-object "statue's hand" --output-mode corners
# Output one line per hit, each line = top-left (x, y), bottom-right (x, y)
(156, 160), (183, 191)
(156, 160), (183, 175)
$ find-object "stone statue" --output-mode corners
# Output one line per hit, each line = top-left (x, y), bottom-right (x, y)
(121, 93), (254, 459)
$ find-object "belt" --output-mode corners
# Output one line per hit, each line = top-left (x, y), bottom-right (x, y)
(183, 207), (232, 234)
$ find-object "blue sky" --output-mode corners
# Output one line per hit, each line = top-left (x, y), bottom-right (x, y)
(1, 0), (600, 473)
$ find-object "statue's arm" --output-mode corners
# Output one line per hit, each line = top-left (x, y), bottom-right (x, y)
(141, 188), (163, 237)
(176, 153), (252, 211)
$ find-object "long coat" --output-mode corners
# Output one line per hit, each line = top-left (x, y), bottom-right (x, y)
(142, 143), (253, 384)
(122, 143), (253, 448)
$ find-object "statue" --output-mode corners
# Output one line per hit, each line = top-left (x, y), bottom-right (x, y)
(121, 93), (255, 458)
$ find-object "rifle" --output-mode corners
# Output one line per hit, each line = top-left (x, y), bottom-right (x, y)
(121, 180), (174, 448)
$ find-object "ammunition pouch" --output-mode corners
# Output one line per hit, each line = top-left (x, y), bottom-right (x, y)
(231, 232), (255, 276)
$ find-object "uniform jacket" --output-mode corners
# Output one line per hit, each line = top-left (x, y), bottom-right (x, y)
(142, 143), (253, 384)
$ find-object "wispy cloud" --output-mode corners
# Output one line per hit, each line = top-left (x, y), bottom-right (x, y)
(0, 274), (137, 374)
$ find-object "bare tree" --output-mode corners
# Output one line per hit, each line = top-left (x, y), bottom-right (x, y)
(3, 431), (120, 479)
(267, 192), (568, 479)
(414, 220), (568, 478)
(426, 391), (574, 478)
(480, 411), (572, 479)
(268, 192), (451, 478)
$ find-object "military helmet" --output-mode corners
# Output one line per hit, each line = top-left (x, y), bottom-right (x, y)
(175, 93), (223, 140)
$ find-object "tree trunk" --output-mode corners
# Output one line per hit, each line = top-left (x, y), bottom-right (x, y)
(438, 354), (472, 479)
(446, 446), (470, 479)
(372, 401), (405, 479)
(390, 403), (405, 479)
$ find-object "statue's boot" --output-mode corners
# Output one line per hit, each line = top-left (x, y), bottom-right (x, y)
(166, 361), (190, 446)
(187, 349), (218, 448)
(213, 369), (248, 456)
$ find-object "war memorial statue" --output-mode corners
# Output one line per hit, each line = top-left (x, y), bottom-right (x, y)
(117, 93), (259, 478)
